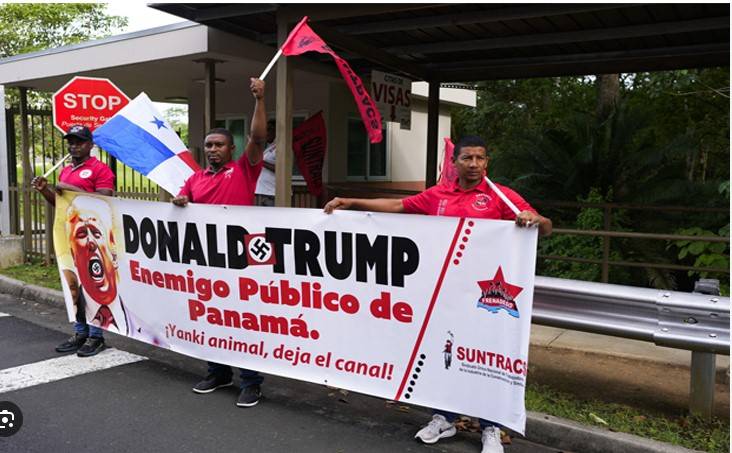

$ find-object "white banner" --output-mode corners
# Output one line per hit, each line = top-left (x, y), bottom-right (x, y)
(54, 193), (537, 433)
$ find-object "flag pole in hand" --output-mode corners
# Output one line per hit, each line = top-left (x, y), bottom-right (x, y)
(42, 153), (70, 178)
(484, 176), (521, 216)
(258, 16), (309, 80)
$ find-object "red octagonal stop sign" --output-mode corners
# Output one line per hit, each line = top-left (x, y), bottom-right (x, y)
(52, 76), (130, 134)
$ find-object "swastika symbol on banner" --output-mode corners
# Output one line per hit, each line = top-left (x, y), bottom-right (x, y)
(249, 237), (272, 262)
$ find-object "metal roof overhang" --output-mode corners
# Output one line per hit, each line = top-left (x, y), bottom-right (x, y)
(150, 3), (730, 83)
(0, 21), (339, 100)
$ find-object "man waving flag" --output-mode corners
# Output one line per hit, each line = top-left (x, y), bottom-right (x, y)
(92, 93), (200, 194)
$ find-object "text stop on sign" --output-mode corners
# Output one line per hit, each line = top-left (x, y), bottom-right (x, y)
(62, 93), (125, 111)
(53, 76), (130, 133)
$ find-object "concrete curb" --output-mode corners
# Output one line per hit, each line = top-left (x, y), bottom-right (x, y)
(526, 411), (703, 453)
(0, 274), (705, 453)
(0, 274), (64, 307)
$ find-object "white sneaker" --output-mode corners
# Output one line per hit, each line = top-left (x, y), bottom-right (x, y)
(414, 414), (457, 444)
(481, 426), (504, 453)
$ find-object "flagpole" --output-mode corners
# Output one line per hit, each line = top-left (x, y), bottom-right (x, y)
(258, 16), (309, 81)
(484, 176), (521, 216)
(42, 153), (70, 178)
(259, 48), (283, 81)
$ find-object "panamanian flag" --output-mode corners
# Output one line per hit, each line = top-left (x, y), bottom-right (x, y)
(93, 92), (200, 194)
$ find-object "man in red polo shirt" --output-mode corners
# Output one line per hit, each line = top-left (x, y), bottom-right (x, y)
(171, 77), (267, 408)
(32, 124), (115, 358)
(324, 135), (551, 453)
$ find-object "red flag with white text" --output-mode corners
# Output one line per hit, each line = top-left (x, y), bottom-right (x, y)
(281, 17), (383, 144)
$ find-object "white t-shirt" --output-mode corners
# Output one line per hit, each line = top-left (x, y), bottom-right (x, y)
(255, 143), (276, 196)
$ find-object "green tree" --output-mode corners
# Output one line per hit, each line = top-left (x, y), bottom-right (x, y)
(453, 68), (729, 290)
(1, 3), (127, 108)
(0, 3), (126, 58)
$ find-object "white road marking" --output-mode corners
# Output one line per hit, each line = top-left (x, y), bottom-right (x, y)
(0, 348), (147, 394)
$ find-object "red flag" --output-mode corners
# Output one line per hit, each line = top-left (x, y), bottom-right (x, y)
(292, 111), (327, 197)
(282, 17), (383, 144)
(439, 138), (458, 185)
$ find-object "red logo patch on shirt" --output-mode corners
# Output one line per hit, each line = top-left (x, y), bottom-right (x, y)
(472, 193), (491, 211)
(79, 169), (92, 179)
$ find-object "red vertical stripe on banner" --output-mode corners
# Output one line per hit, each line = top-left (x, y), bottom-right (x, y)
(394, 217), (466, 401)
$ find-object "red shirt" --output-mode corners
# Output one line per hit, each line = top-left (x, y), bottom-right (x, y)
(402, 178), (536, 220)
(178, 154), (263, 206)
(59, 156), (115, 193)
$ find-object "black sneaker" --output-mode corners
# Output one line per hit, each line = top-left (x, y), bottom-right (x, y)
(192, 374), (233, 394)
(76, 337), (105, 357)
(236, 385), (262, 407)
(55, 334), (88, 353)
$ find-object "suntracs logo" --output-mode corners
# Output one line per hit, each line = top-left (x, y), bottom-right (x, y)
(443, 331), (454, 370)
(472, 193), (491, 211)
(476, 266), (523, 318)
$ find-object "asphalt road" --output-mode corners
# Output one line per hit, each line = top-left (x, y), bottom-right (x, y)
(0, 294), (562, 453)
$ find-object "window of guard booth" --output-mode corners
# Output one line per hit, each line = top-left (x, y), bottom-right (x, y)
(347, 117), (389, 181)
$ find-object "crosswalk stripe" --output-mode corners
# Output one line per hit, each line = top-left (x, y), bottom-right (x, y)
(0, 312), (10, 317)
(0, 348), (147, 394)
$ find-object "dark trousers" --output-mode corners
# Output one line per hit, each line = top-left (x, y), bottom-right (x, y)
(207, 362), (263, 389)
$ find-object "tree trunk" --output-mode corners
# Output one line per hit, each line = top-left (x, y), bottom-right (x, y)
(594, 74), (620, 191)
(595, 74), (620, 123)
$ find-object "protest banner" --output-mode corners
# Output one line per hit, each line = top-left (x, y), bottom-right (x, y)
(53, 192), (537, 432)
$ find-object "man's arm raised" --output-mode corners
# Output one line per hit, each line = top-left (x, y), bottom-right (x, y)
(244, 78), (267, 166)
(323, 197), (404, 214)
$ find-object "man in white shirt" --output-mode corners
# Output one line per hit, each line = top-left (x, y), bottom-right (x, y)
(255, 119), (277, 206)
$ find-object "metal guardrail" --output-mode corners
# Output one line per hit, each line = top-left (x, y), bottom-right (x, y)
(533, 276), (730, 417)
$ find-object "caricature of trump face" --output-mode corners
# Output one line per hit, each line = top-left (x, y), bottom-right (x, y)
(66, 196), (117, 305)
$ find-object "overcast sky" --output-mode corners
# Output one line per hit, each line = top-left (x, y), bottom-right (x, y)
(105, 2), (186, 33)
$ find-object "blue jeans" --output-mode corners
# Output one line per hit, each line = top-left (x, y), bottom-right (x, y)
(207, 362), (263, 389)
(74, 321), (104, 338)
(434, 409), (501, 430)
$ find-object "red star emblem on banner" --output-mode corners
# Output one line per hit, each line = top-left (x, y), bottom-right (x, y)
(477, 266), (523, 301)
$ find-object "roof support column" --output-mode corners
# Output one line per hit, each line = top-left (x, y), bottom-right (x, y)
(203, 59), (217, 133)
(425, 80), (440, 188)
(275, 13), (293, 207)
(19, 87), (31, 259)
(193, 58), (220, 166)
(0, 85), (10, 236)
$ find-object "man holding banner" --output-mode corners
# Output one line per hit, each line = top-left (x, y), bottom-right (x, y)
(32, 125), (115, 357)
(171, 77), (268, 408)
(324, 135), (551, 453)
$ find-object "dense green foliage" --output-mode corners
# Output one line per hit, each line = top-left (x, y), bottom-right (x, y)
(453, 70), (729, 292)
(0, 3), (126, 58)
(1, 3), (127, 108)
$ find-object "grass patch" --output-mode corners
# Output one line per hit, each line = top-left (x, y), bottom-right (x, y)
(526, 383), (730, 453)
(0, 260), (61, 291)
